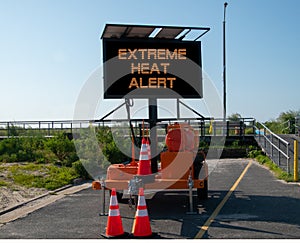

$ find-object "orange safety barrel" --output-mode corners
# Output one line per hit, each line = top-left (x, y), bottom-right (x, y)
(166, 126), (183, 152)
(165, 123), (196, 152)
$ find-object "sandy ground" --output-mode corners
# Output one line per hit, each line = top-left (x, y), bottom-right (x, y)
(0, 185), (48, 212)
(0, 162), (48, 212)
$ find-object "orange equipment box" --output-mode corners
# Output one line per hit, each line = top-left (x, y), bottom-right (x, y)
(160, 151), (195, 180)
(106, 163), (138, 181)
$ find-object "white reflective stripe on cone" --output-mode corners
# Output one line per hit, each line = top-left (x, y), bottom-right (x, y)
(141, 144), (147, 151)
(109, 209), (120, 217)
(110, 196), (118, 206)
(139, 154), (149, 160)
(138, 196), (146, 206)
(136, 209), (148, 217)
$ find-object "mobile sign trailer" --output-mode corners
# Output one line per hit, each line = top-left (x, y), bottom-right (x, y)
(93, 24), (210, 207)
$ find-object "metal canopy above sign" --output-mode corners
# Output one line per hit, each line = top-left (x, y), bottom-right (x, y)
(101, 24), (210, 41)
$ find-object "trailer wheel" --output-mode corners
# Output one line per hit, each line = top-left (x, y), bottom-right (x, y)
(197, 179), (208, 200)
(116, 192), (124, 202)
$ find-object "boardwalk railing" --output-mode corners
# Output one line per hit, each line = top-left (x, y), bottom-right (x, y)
(0, 120), (93, 138)
(0, 118), (256, 139)
(254, 122), (291, 173)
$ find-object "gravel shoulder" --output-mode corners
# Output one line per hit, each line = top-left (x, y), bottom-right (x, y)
(0, 186), (48, 212)
(0, 162), (80, 213)
(0, 182), (91, 226)
(0, 162), (49, 212)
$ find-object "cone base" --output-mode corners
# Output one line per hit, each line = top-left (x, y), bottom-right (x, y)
(105, 215), (124, 237)
(131, 234), (153, 239)
(101, 232), (129, 239)
(129, 232), (159, 239)
(132, 216), (152, 238)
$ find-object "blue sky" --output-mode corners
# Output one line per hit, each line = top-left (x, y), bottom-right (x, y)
(0, 0), (299, 122)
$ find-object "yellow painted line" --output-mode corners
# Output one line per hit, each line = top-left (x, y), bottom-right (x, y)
(195, 160), (253, 239)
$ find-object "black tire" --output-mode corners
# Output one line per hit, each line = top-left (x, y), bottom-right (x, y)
(116, 192), (124, 202)
(197, 179), (208, 200)
(193, 153), (204, 179)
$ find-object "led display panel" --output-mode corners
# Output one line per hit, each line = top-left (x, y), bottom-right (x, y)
(103, 38), (202, 99)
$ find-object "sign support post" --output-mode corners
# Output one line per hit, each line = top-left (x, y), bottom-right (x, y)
(149, 98), (158, 173)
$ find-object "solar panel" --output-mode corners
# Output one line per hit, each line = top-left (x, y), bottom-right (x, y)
(125, 26), (156, 38)
(155, 27), (184, 39)
(101, 24), (210, 41)
(101, 25), (128, 38)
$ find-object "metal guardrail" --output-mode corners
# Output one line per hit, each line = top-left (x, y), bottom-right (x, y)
(254, 122), (291, 173)
(0, 118), (256, 139)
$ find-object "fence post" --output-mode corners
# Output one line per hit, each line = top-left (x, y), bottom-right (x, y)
(278, 140), (281, 166)
(271, 134), (274, 162)
(239, 121), (242, 137)
(213, 121), (216, 135)
(226, 121), (229, 136)
(287, 143), (290, 174)
(7, 122), (10, 138)
(294, 140), (298, 182)
(48, 123), (50, 136)
(202, 121), (205, 137)
(264, 128), (266, 148)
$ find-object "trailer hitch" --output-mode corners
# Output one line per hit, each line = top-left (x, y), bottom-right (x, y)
(128, 176), (143, 209)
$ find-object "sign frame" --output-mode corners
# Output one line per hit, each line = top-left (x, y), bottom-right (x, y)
(103, 38), (203, 99)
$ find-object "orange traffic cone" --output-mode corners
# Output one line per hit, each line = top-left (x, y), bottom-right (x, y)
(137, 138), (152, 175)
(146, 138), (151, 160)
(131, 188), (152, 238)
(103, 188), (126, 238)
(129, 137), (138, 166)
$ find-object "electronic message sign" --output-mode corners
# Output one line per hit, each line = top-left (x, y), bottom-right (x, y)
(103, 38), (202, 99)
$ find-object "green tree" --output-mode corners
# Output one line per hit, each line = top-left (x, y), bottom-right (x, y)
(264, 109), (300, 134)
(228, 113), (242, 121)
(264, 119), (281, 134)
(278, 110), (300, 134)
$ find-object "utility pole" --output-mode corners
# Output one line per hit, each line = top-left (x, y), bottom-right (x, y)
(223, 2), (228, 133)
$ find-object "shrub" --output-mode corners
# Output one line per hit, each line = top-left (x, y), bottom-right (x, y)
(232, 140), (240, 148)
(43, 166), (78, 190)
(247, 145), (263, 158)
(102, 141), (129, 164)
(248, 147), (294, 182)
(72, 160), (91, 179)
(0, 138), (21, 156)
(96, 127), (130, 164)
(44, 133), (78, 166)
(7, 164), (79, 190)
(0, 137), (49, 163)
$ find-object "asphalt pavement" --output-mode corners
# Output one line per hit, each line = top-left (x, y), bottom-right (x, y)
(1, 158), (300, 239)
